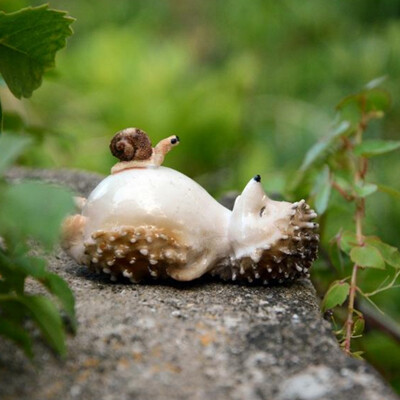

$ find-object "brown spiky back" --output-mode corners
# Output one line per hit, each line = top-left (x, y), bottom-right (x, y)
(84, 225), (187, 282)
(212, 200), (319, 284)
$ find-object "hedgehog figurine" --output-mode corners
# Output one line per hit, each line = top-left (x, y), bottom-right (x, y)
(62, 128), (319, 284)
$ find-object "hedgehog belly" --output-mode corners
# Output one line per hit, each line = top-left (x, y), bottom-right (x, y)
(83, 225), (188, 282)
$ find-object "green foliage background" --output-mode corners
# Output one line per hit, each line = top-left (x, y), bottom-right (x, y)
(1, 0), (400, 391)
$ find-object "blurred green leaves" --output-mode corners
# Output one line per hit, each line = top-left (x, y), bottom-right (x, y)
(300, 121), (350, 173)
(0, 132), (32, 174)
(0, 181), (74, 249)
(354, 182), (377, 198)
(337, 88), (391, 114)
(0, 4), (76, 359)
(354, 140), (400, 158)
(0, 151), (76, 357)
(0, 5), (74, 98)
(297, 79), (400, 362)
(377, 185), (400, 201)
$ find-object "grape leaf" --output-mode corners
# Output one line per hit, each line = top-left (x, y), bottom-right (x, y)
(365, 237), (400, 269)
(350, 245), (385, 269)
(321, 281), (350, 311)
(0, 5), (74, 98)
(338, 231), (357, 254)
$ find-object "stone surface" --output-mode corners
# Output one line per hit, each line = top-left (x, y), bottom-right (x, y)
(0, 168), (398, 400)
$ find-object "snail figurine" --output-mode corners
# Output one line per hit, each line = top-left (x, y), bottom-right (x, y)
(62, 128), (319, 284)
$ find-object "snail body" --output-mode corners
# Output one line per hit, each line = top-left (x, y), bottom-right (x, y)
(62, 129), (318, 283)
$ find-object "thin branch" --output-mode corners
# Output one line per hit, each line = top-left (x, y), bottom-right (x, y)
(365, 287), (400, 300)
(331, 180), (354, 201)
(357, 288), (385, 315)
(364, 270), (400, 297)
(374, 274), (391, 292)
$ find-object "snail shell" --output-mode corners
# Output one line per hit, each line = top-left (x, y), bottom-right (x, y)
(109, 128), (153, 161)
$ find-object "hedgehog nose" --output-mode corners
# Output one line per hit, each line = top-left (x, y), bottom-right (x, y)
(170, 135), (180, 145)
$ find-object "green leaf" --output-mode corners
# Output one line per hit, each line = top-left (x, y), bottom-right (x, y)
(0, 252), (26, 294)
(300, 121), (350, 172)
(350, 245), (385, 269)
(377, 184), (400, 200)
(0, 294), (66, 356)
(329, 237), (345, 272)
(300, 141), (329, 171)
(354, 182), (377, 198)
(0, 5), (74, 98)
(353, 316), (365, 336)
(0, 317), (33, 357)
(313, 165), (331, 214)
(0, 132), (32, 175)
(338, 231), (358, 254)
(364, 89), (391, 113)
(0, 181), (75, 249)
(351, 350), (365, 360)
(0, 96), (2, 134)
(365, 76), (387, 90)
(12, 255), (47, 279)
(354, 140), (400, 158)
(321, 280), (350, 311)
(365, 237), (400, 269)
(0, 294), (27, 323)
(41, 273), (76, 332)
(18, 295), (66, 356)
(337, 88), (391, 114)
(326, 120), (352, 140)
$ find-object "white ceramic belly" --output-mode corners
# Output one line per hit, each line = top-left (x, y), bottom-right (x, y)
(82, 167), (231, 245)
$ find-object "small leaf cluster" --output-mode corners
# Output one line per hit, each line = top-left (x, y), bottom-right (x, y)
(294, 78), (400, 354)
(0, 5), (75, 358)
(0, 134), (76, 357)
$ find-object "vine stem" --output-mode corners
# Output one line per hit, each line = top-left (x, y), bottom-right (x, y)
(343, 98), (367, 355)
(343, 201), (364, 354)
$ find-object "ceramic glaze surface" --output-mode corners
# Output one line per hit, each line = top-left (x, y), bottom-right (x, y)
(62, 129), (319, 284)
(83, 167), (230, 237)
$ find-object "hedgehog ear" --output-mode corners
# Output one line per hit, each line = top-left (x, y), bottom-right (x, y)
(232, 175), (267, 216)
